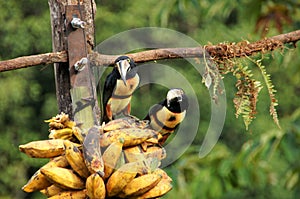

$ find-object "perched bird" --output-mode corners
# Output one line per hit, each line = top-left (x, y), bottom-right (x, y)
(144, 88), (188, 144)
(102, 56), (139, 123)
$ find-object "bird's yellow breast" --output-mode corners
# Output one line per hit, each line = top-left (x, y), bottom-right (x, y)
(113, 75), (140, 97)
(150, 106), (186, 134)
(108, 97), (132, 115)
(108, 75), (139, 116)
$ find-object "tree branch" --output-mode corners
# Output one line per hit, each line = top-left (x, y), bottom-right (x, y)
(0, 30), (299, 72)
(90, 29), (300, 66)
(88, 47), (206, 66)
(206, 30), (300, 59)
(0, 51), (67, 72)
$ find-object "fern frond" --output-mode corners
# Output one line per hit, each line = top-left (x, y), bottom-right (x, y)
(231, 60), (262, 129)
(233, 74), (262, 130)
(250, 58), (281, 128)
(209, 39), (282, 129)
(212, 55), (263, 129)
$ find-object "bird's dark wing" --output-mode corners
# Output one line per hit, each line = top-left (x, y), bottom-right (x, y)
(144, 100), (165, 120)
(102, 70), (118, 121)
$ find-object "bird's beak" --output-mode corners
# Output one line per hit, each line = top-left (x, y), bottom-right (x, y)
(116, 60), (131, 86)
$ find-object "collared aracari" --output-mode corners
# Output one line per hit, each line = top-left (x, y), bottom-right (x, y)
(102, 56), (139, 123)
(144, 88), (189, 144)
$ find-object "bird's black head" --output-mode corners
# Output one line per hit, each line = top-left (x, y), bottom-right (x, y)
(114, 56), (137, 85)
(166, 88), (189, 113)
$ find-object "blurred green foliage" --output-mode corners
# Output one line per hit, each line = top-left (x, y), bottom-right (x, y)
(0, 0), (300, 198)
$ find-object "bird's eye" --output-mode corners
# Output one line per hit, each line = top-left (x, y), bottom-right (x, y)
(127, 58), (131, 63)
(178, 96), (182, 102)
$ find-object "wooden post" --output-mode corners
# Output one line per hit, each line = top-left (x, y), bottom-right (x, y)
(48, 0), (100, 131)
(66, 1), (100, 133)
(48, 0), (73, 117)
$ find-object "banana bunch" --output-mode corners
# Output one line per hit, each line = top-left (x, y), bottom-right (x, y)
(45, 112), (83, 143)
(19, 113), (173, 198)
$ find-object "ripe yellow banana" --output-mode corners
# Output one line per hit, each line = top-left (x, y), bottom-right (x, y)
(47, 189), (87, 199)
(144, 157), (161, 173)
(124, 145), (166, 164)
(44, 155), (69, 168)
(140, 142), (150, 151)
(40, 167), (85, 190)
(145, 135), (162, 145)
(106, 161), (139, 197)
(49, 128), (73, 140)
(47, 122), (65, 129)
(103, 116), (148, 131)
(86, 173), (106, 199)
(103, 118), (132, 131)
(102, 139), (124, 179)
(100, 128), (159, 147)
(64, 140), (90, 178)
(144, 146), (167, 160)
(22, 113), (175, 198)
(115, 151), (126, 170)
(22, 156), (69, 192)
(140, 134), (163, 151)
(22, 170), (52, 193)
(153, 168), (173, 182)
(124, 145), (144, 163)
(129, 157), (158, 175)
(122, 173), (162, 197)
(45, 113), (70, 129)
(83, 127), (104, 176)
(136, 177), (173, 199)
(72, 126), (84, 143)
(19, 139), (65, 158)
(40, 184), (65, 197)
(62, 119), (76, 129)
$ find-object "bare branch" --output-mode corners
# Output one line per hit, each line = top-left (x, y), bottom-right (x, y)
(0, 30), (299, 72)
(90, 29), (300, 66)
(88, 47), (206, 66)
(0, 51), (67, 72)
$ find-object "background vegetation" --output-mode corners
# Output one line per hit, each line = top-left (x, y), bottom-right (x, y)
(0, 0), (299, 198)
